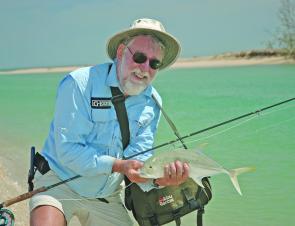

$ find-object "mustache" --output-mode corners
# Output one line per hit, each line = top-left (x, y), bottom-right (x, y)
(132, 69), (149, 79)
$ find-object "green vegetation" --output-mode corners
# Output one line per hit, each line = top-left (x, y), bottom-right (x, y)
(267, 0), (295, 59)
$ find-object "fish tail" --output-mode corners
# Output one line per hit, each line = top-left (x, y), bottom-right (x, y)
(228, 167), (256, 195)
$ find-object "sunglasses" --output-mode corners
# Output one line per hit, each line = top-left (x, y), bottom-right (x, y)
(126, 46), (162, 70)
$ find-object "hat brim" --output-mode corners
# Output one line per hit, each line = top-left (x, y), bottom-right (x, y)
(106, 28), (180, 70)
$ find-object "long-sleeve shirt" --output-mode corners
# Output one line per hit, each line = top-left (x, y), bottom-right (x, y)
(41, 61), (162, 198)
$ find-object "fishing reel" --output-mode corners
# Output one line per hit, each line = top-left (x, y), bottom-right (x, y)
(0, 209), (14, 226)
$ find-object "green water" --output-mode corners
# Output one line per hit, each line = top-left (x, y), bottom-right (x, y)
(0, 65), (294, 226)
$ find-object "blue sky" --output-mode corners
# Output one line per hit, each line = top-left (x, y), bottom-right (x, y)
(0, 0), (282, 69)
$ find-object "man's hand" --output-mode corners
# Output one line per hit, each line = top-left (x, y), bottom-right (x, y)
(112, 159), (148, 183)
(154, 160), (189, 186)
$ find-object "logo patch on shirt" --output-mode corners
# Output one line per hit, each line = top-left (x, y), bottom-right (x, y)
(91, 97), (112, 109)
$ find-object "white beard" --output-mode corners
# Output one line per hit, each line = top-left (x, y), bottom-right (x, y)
(120, 68), (150, 95)
(117, 59), (152, 95)
(122, 80), (147, 95)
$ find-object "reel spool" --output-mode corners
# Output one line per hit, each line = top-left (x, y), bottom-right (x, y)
(0, 209), (14, 226)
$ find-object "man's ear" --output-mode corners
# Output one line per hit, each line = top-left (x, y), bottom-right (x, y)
(116, 44), (125, 60)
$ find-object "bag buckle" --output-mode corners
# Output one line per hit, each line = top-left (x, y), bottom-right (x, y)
(182, 187), (199, 209)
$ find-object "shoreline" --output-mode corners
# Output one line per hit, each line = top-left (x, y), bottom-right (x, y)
(171, 56), (295, 69)
(0, 159), (28, 226)
(0, 56), (294, 75)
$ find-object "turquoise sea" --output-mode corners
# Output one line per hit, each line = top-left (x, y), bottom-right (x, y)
(0, 65), (294, 226)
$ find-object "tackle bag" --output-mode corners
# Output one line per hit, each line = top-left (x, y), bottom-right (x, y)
(125, 177), (212, 226)
(110, 85), (213, 226)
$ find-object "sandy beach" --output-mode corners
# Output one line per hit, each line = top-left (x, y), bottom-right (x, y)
(1, 56), (294, 75)
(0, 161), (28, 226)
(0, 161), (81, 226)
(171, 56), (295, 69)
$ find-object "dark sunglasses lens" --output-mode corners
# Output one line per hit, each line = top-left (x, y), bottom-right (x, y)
(132, 51), (161, 70)
(133, 52), (147, 64)
(150, 59), (162, 70)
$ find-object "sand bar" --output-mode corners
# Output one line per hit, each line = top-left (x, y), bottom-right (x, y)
(1, 56), (294, 75)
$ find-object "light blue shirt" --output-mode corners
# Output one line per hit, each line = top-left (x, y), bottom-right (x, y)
(41, 61), (162, 198)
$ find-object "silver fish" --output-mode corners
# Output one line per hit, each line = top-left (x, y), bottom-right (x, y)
(139, 149), (255, 195)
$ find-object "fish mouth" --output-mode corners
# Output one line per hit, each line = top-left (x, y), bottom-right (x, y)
(139, 172), (154, 179)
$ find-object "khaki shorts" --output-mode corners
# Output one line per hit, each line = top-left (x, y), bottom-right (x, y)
(29, 171), (133, 226)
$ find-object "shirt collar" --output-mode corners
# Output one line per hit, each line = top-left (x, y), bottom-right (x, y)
(106, 60), (120, 88)
(106, 59), (153, 98)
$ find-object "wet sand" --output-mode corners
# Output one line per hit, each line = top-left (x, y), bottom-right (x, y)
(0, 162), (28, 226)
(0, 160), (82, 226)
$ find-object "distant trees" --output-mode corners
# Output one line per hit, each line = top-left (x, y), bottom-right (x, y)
(268, 0), (295, 58)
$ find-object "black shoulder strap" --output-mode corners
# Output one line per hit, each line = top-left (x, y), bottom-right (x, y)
(152, 94), (206, 226)
(110, 86), (130, 150)
(110, 86), (133, 215)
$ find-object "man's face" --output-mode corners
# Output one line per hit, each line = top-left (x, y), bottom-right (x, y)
(116, 35), (164, 95)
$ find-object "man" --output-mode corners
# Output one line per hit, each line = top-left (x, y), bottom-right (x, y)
(30, 18), (189, 226)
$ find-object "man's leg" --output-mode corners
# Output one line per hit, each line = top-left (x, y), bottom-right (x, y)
(29, 171), (75, 226)
(30, 205), (66, 226)
(75, 194), (134, 226)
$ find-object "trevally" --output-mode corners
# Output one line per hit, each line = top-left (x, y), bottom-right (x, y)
(139, 149), (255, 195)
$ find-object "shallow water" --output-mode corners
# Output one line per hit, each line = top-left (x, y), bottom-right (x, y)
(0, 65), (294, 226)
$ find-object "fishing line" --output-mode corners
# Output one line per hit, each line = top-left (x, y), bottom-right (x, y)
(182, 115), (295, 149)
(225, 116), (295, 145)
(124, 97), (295, 159)
(176, 115), (257, 147)
(178, 103), (295, 147)
(250, 116), (295, 133)
(254, 103), (295, 116)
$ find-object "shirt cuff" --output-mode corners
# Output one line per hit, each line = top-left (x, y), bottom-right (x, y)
(95, 155), (116, 175)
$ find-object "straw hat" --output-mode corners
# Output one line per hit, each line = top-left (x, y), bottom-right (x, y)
(106, 18), (181, 70)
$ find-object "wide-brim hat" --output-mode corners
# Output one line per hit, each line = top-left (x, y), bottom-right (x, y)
(106, 18), (181, 70)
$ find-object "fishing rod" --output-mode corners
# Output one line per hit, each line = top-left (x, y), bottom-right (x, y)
(0, 176), (82, 225)
(0, 175), (81, 210)
(0, 97), (294, 214)
(126, 97), (295, 159)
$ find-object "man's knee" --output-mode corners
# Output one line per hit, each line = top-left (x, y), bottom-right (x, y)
(30, 205), (66, 226)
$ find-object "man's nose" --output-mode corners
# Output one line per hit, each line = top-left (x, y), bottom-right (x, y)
(139, 59), (150, 72)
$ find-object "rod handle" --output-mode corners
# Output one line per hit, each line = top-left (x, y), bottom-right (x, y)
(1, 187), (46, 208)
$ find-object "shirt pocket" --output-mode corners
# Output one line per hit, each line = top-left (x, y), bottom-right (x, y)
(90, 108), (118, 147)
(129, 106), (154, 138)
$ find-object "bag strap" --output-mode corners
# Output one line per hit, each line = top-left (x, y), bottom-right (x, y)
(110, 86), (130, 149)
(106, 63), (130, 149)
(109, 86), (135, 218)
(152, 94), (187, 149)
(152, 94), (206, 226)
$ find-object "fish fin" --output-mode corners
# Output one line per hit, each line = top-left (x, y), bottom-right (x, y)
(192, 176), (205, 188)
(228, 167), (256, 195)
